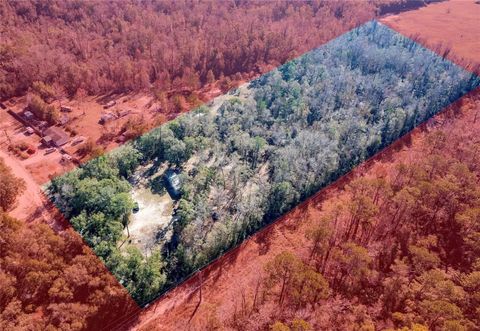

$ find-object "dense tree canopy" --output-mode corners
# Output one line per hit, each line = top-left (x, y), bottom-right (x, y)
(48, 21), (480, 305)
(1, 1), (467, 329)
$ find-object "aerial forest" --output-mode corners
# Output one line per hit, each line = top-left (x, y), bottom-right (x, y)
(47, 21), (480, 305)
(3, 1), (473, 330)
(0, 0), (377, 105)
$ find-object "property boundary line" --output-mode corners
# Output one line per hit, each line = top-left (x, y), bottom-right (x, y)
(101, 86), (480, 331)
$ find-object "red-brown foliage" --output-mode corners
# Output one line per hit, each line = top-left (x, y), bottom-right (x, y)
(0, 211), (140, 330)
(0, 0), (377, 100)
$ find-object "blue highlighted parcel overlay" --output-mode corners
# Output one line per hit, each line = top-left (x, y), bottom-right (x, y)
(47, 21), (480, 305)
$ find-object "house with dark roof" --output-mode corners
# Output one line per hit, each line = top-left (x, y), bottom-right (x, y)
(42, 126), (70, 147)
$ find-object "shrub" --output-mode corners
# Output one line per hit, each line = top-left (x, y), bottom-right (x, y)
(32, 81), (56, 102)
(26, 145), (36, 154)
(28, 94), (59, 125)
(16, 141), (28, 151)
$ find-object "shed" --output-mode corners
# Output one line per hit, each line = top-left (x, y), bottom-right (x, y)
(43, 127), (70, 147)
(41, 135), (53, 146)
(118, 109), (130, 118)
(61, 106), (73, 113)
(164, 169), (182, 199)
(24, 111), (34, 120)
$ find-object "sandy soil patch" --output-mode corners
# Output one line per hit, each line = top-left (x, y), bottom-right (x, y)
(125, 187), (174, 255)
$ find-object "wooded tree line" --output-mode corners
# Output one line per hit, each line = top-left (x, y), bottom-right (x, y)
(0, 159), (139, 330)
(223, 104), (480, 330)
(0, 212), (140, 330)
(47, 21), (480, 306)
(0, 0), (377, 104)
(0, 1), (461, 329)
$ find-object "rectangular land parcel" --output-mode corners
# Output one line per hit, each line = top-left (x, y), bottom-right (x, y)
(47, 21), (480, 305)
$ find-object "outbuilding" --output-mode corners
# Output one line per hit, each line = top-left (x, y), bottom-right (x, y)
(104, 100), (116, 109)
(72, 136), (85, 145)
(23, 110), (34, 120)
(164, 169), (182, 199)
(118, 109), (130, 118)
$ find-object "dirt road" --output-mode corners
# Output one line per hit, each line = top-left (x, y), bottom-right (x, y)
(0, 149), (48, 222)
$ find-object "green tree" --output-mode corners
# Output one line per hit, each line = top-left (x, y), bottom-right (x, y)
(290, 267), (329, 309)
(163, 138), (187, 166)
(408, 245), (440, 275)
(306, 217), (332, 270)
(268, 181), (298, 218)
(28, 94), (59, 124)
(270, 321), (291, 331)
(291, 319), (312, 331)
(0, 159), (26, 211)
(331, 242), (372, 294)
(419, 300), (463, 330)
(264, 251), (329, 309)
(110, 145), (142, 178)
(32, 81), (56, 101)
(264, 251), (303, 305)
(115, 248), (166, 304)
(80, 156), (119, 180)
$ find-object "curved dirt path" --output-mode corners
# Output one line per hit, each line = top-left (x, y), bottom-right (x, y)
(0, 149), (47, 222)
